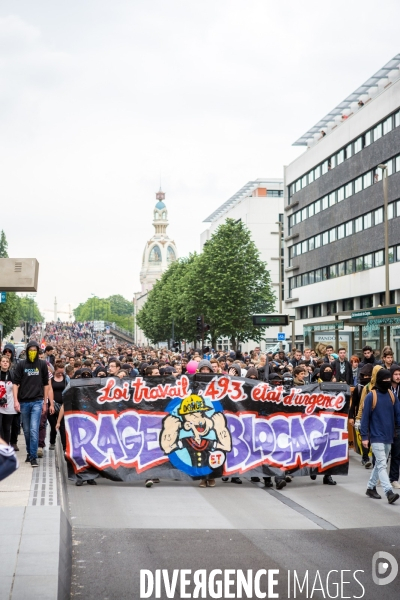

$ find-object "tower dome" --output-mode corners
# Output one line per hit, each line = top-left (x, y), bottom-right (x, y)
(138, 189), (178, 293)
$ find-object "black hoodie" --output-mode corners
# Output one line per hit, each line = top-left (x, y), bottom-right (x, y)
(13, 341), (49, 402)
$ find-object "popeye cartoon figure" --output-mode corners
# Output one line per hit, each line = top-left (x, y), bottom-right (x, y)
(160, 394), (232, 473)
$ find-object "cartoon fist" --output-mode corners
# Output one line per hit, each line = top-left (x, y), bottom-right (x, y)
(160, 415), (182, 454)
(211, 412), (226, 433)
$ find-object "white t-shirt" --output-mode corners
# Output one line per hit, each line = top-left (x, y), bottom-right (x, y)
(0, 380), (16, 415)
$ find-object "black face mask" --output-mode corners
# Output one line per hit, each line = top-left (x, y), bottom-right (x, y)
(376, 380), (391, 392)
(359, 376), (371, 385)
(320, 370), (333, 382)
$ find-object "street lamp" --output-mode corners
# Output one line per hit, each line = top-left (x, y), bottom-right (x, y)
(275, 220), (283, 348)
(377, 164), (389, 306)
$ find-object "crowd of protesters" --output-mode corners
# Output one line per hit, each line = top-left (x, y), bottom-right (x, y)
(0, 322), (399, 503)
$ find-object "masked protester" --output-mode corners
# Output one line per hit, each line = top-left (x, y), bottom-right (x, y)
(389, 364), (400, 489)
(12, 342), (50, 468)
(349, 364), (373, 468)
(361, 369), (400, 504)
(318, 364), (335, 383)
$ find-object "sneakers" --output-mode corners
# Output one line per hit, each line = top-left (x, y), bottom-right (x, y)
(37, 448), (43, 458)
(263, 477), (273, 488)
(145, 479), (153, 488)
(285, 475), (293, 483)
(87, 479), (97, 485)
(387, 490), (400, 504)
(30, 458), (39, 468)
(231, 477), (242, 484)
(323, 474), (336, 485)
(25, 454), (31, 463)
(207, 479), (216, 487)
(391, 480), (400, 489)
(361, 458), (372, 468)
(250, 477), (261, 483)
(199, 479), (207, 488)
(12, 444), (19, 451)
(152, 478), (160, 483)
(366, 487), (381, 499)
(276, 479), (286, 490)
(221, 477), (229, 482)
(310, 475), (317, 481)
(49, 444), (56, 450)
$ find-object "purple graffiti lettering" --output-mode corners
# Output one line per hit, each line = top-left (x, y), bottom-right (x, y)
(303, 416), (328, 464)
(289, 416), (311, 464)
(241, 415), (263, 469)
(269, 417), (292, 465)
(138, 414), (165, 469)
(116, 413), (142, 461)
(66, 415), (106, 468)
(97, 415), (125, 462)
(254, 420), (276, 456)
(322, 416), (348, 467)
(225, 414), (250, 471)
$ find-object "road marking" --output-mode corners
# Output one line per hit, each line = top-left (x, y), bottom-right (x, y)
(262, 486), (338, 530)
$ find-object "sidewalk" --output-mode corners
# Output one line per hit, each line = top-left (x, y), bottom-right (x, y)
(0, 432), (71, 600)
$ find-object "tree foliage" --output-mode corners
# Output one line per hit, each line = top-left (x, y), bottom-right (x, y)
(73, 294), (134, 331)
(137, 219), (276, 348)
(0, 231), (21, 336)
(18, 296), (44, 323)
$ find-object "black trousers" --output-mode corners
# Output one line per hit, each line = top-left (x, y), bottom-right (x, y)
(47, 413), (66, 451)
(10, 413), (21, 445)
(0, 413), (14, 444)
(389, 428), (400, 483)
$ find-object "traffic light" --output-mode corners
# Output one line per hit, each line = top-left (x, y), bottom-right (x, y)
(196, 316), (203, 333)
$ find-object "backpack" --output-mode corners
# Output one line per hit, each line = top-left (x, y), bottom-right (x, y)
(371, 389), (396, 410)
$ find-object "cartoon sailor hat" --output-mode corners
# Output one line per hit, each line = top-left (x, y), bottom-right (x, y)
(178, 394), (211, 415)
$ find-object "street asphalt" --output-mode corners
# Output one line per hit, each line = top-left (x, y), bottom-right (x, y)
(68, 454), (400, 600)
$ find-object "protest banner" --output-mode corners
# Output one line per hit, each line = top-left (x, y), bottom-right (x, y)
(63, 375), (350, 482)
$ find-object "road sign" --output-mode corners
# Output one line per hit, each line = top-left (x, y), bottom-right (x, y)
(0, 292), (6, 303)
(277, 332), (286, 341)
(351, 306), (400, 319)
(252, 314), (289, 327)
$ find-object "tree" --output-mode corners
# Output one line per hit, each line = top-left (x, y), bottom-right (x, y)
(73, 294), (134, 331)
(137, 219), (276, 349)
(190, 219), (276, 349)
(136, 256), (199, 344)
(18, 296), (44, 323)
(0, 231), (21, 336)
(0, 230), (8, 258)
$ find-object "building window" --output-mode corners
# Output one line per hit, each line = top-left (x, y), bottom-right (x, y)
(329, 228), (336, 242)
(314, 199), (321, 214)
(343, 298), (354, 311)
(388, 203), (394, 219)
(337, 187), (344, 202)
(380, 291), (396, 305)
(345, 182), (353, 198)
(354, 217), (363, 233)
(374, 123), (382, 141)
(364, 213), (372, 229)
(322, 231), (329, 245)
(167, 246), (176, 263)
(363, 171), (372, 188)
(346, 259), (354, 274)
(383, 116), (393, 135)
(149, 245), (162, 263)
(322, 195), (329, 210)
(374, 207), (383, 224)
(375, 250), (384, 267)
(337, 224), (345, 239)
(328, 192), (336, 207)
(345, 221), (353, 236)
(327, 301), (336, 315)
(356, 257), (364, 272)
(329, 264), (337, 278)
(312, 304), (322, 318)
(315, 165), (321, 179)
(364, 254), (373, 269)
(354, 137), (363, 153)
(365, 130), (372, 146)
(337, 149), (344, 165)
(354, 176), (363, 193)
(338, 261), (345, 276)
(315, 269), (322, 282)
(345, 143), (353, 159)
(300, 307), (308, 320)
(360, 295), (373, 309)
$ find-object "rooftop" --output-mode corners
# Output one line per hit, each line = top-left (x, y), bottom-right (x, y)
(203, 178), (283, 223)
(293, 54), (400, 146)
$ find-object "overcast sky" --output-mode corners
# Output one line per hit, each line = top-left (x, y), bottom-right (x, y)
(1, 1), (399, 320)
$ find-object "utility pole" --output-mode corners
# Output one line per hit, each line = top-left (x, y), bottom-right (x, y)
(201, 314), (204, 355)
(378, 164), (390, 306)
(275, 220), (283, 349)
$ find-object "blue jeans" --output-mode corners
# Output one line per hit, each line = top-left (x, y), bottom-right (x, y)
(368, 443), (392, 495)
(20, 400), (43, 460)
